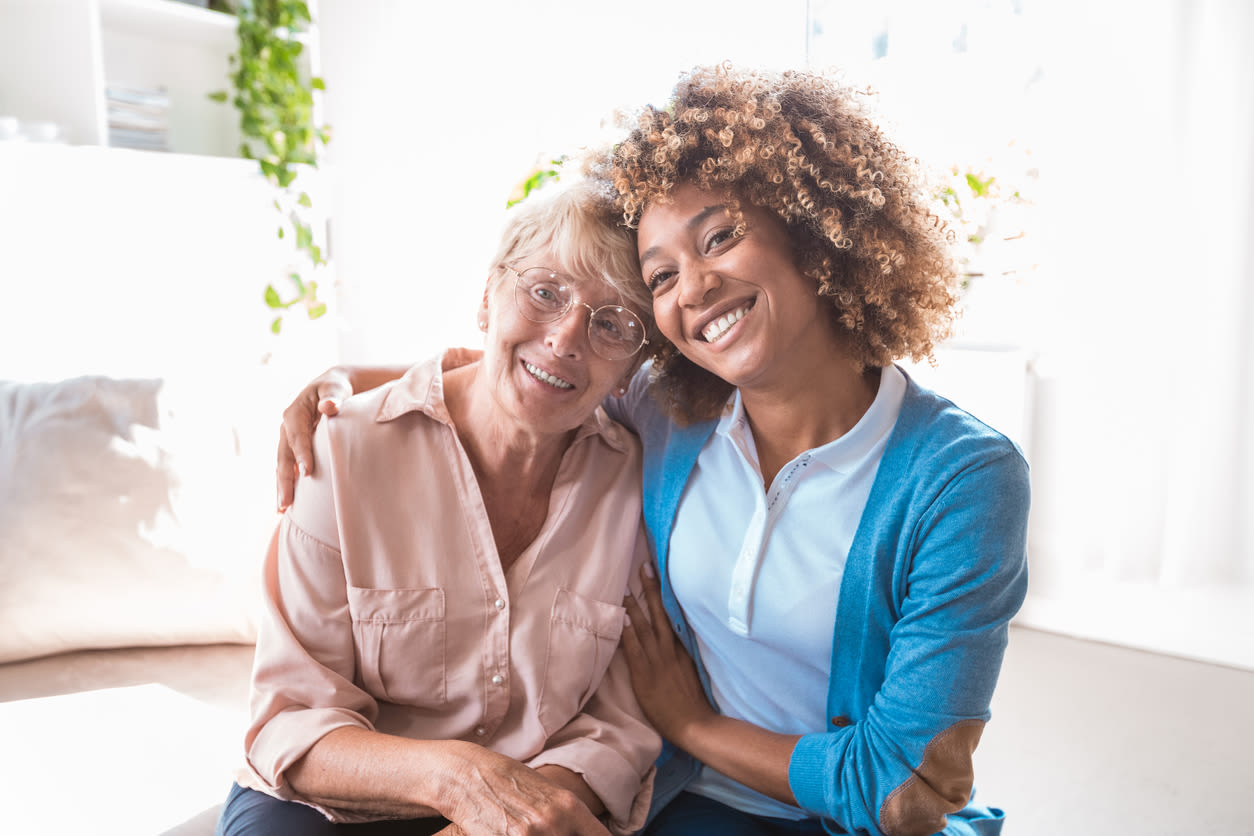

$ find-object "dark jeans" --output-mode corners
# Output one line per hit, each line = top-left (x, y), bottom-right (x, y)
(214, 783), (450, 836)
(645, 791), (830, 836)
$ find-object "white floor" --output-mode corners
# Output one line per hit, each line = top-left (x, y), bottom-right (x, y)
(0, 643), (254, 836)
(975, 627), (1254, 835)
(4, 627), (1252, 835)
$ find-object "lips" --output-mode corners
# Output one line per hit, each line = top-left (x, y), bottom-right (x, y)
(523, 360), (574, 390)
(698, 301), (754, 343)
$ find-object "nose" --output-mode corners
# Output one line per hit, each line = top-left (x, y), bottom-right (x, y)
(677, 263), (721, 308)
(545, 304), (591, 358)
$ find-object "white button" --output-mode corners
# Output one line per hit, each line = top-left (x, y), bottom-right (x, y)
(491, 673), (504, 686)
(494, 598), (506, 610)
(474, 726), (486, 737)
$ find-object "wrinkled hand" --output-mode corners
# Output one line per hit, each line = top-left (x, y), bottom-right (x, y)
(276, 366), (353, 510)
(620, 563), (717, 748)
(436, 747), (610, 836)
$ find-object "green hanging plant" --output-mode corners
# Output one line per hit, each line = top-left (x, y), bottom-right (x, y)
(209, 0), (330, 334)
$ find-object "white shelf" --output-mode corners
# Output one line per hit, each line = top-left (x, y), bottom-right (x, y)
(99, 3), (240, 156)
(99, 0), (236, 50)
(0, 0), (316, 157)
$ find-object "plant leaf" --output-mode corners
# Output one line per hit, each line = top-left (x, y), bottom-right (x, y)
(226, 0), (331, 334)
(966, 172), (995, 198)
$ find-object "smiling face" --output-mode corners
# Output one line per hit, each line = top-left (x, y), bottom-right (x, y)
(477, 245), (639, 439)
(637, 182), (846, 395)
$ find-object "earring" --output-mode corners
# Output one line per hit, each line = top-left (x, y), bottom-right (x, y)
(477, 315), (488, 332)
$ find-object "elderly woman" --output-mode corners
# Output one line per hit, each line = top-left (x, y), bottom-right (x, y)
(278, 64), (1030, 836)
(214, 178), (661, 836)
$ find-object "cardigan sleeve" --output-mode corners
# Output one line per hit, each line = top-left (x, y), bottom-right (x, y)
(788, 446), (1030, 836)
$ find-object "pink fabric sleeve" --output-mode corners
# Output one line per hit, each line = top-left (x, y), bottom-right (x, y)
(243, 514), (378, 809)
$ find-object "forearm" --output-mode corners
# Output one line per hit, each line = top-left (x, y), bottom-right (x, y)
(284, 726), (462, 819)
(673, 714), (802, 806)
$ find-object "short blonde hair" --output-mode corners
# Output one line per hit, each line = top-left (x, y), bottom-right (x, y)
(487, 177), (656, 344)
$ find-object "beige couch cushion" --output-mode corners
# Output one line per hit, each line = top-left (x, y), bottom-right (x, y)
(0, 376), (276, 663)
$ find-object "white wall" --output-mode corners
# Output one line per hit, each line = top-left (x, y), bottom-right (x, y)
(316, 0), (807, 365)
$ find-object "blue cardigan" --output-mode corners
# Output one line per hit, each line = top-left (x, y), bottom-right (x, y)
(608, 367), (1030, 836)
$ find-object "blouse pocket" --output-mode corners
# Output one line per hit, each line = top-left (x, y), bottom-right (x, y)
(537, 587), (626, 737)
(347, 586), (446, 708)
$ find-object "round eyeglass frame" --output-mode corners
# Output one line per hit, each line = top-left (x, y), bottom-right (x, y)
(509, 266), (649, 361)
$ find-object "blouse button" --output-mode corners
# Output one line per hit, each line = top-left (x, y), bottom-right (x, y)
(831, 715), (852, 727)
(494, 598), (506, 611)
(491, 673), (505, 686)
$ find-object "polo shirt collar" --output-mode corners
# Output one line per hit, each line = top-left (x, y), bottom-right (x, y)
(715, 364), (906, 474)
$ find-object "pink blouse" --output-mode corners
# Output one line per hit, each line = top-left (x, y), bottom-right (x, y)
(242, 349), (659, 832)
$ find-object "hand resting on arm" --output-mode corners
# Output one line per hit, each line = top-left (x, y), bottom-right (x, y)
(620, 563), (803, 806)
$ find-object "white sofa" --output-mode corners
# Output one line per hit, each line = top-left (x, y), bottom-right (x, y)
(0, 142), (347, 835)
(0, 375), (279, 835)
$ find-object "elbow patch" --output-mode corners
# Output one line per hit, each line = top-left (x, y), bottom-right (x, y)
(878, 719), (984, 836)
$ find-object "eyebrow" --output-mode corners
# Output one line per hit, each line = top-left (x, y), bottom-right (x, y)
(639, 203), (730, 265)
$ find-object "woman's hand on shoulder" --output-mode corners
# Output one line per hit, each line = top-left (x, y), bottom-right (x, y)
(277, 364), (412, 509)
(436, 745), (610, 836)
(277, 366), (353, 510)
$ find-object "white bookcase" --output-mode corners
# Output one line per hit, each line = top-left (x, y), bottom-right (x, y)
(0, 1), (337, 382)
(0, 0), (243, 156)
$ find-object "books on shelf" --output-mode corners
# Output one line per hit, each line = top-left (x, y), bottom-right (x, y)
(105, 84), (170, 152)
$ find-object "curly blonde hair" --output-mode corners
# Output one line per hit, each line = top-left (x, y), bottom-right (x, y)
(599, 62), (960, 422)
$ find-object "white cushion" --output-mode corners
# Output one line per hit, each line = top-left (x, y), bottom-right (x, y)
(0, 376), (276, 663)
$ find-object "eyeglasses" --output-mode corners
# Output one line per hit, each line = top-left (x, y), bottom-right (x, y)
(510, 266), (649, 361)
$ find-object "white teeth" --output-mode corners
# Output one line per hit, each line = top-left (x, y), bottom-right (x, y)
(524, 361), (574, 389)
(702, 305), (751, 344)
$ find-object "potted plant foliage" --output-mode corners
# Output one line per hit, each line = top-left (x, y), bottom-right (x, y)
(210, 0), (329, 334)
